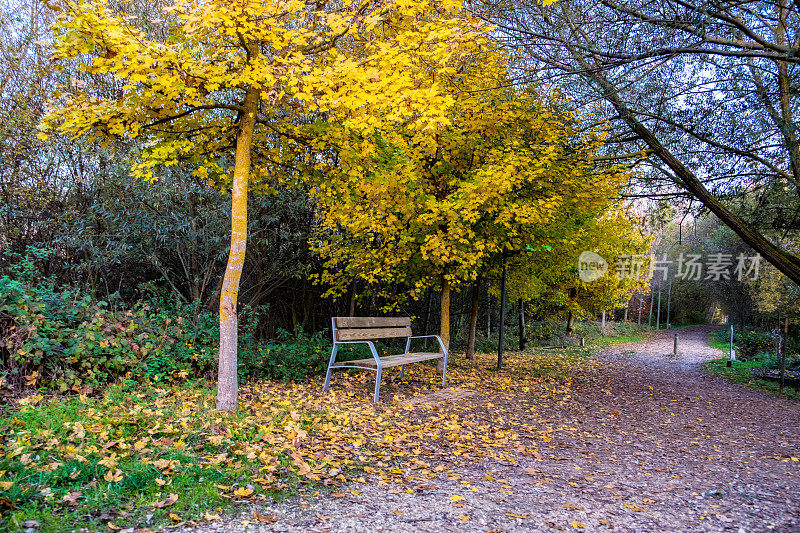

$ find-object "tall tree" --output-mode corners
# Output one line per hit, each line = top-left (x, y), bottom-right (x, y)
(311, 60), (631, 348)
(475, 0), (800, 284)
(42, 0), (484, 410)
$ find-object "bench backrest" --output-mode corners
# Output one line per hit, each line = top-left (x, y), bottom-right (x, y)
(332, 317), (412, 342)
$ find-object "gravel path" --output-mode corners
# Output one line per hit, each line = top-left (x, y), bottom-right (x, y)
(185, 326), (800, 532)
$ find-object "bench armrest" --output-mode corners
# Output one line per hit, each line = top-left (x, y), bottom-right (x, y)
(330, 339), (382, 368)
(405, 335), (448, 357)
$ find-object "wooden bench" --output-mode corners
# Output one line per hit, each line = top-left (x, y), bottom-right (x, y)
(322, 317), (448, 402)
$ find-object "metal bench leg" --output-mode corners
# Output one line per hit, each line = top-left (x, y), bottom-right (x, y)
(441, 356), (447, 388)
(323, 344), (339, 393)
(374, 366), (382, 402)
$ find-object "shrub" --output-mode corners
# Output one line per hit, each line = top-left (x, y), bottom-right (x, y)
(241, 327), (332, 382)
(1, 276), (219, 392)
(736, 330), (775, 361)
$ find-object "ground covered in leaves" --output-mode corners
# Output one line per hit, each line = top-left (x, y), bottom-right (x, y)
(190, 326), (800, 533)
(0, 340), (592, 532)
(4, 326), (800, 532)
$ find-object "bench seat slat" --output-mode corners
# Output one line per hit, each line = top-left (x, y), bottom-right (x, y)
(331, 352), (444, 369)
(334, 317), (411, 328)
(337, 326), (411, 341)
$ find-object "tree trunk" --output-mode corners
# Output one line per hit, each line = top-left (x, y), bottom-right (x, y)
(656, 285), (663, 330)
(348, 281), (356, 317)
(637, 294), (643, 325)
(216, 82), (259, 413)
(518, 299), (527, 351)
(466, 279), (480, 361)
(422, 288), (432, 336)
(566, 310), (574, 333)
(438, 277), (451, 371)
(486, 291), (492, 337)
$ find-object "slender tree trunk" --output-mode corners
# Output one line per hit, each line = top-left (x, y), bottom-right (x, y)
(566, 311), (574, 334)
(656, 285), (662, 330)
(348, 281), (356, 317)
(486, 291), (492, 337)
(216, 82), (259, 413)
(422, 288), (432, 336)
(518, 299), (527, 351)
(666, 282), (672, 328)
(466, 279), (480, 361)
(438, 278), (451, 371)
(648, 288), (655, 330)
(638, 294), (643, 325)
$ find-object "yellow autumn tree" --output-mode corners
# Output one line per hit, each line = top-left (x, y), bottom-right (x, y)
(41, 0), (486, 410)
(507, 210), (649, 327)
(308, 53), (627, 350)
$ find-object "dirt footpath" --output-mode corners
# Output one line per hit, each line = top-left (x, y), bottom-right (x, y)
(186, 326), (800, 532)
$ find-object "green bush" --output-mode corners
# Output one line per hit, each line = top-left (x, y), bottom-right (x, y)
(241, 327), (332, 382)
(1, 275), (219, 392)
(736, 330), (775, 361)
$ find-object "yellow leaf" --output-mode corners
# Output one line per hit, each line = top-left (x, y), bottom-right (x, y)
(233, 487), (254, 498)
(204, 511), (221, 521)
(153, 493), (178, 508)
(104, 469), (124, 482)
(571, 520), (587, 528)
(449, 494), (465, 502)
(624, 503), (647, 512)
(0, 481), (13, 490)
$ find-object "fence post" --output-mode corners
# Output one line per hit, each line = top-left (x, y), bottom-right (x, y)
(673, 333), (678, 356)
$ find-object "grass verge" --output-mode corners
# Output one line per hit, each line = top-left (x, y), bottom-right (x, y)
(702, 358), (800, 400)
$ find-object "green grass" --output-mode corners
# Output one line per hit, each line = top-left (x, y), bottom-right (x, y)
(702, 358), (800, 400)
(709, 339), (731, 352)
(593, 331), (648, 346)
(0, 383), (322, 532)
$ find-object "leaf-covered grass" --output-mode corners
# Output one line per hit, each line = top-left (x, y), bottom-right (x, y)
(702, 358), (800, 401)
(0, 347), (593, 532)
(593, 331), (648, 346)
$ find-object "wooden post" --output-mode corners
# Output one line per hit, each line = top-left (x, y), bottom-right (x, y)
(601, 310), (606, 334)
(780, 321), (787, 393)
(673, 333), (678, 356)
